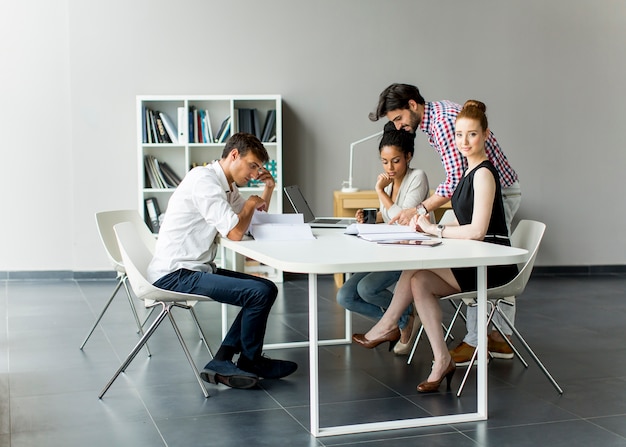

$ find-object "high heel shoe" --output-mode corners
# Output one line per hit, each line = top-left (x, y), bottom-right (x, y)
(352, 327), (401, 351)
(393, 311), (420, 356)
(417, 358), (456, 393)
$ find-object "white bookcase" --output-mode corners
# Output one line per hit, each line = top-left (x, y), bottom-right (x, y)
(137, 94), (283, 280)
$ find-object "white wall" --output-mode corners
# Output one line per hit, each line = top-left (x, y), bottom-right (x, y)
(1, 0), (624, 272)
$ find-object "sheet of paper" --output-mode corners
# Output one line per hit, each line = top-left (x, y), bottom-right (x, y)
(249, 223), (315, 241)
(251, 210), (304, 225)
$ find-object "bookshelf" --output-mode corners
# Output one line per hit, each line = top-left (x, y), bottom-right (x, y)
(137, 94), (283, 280)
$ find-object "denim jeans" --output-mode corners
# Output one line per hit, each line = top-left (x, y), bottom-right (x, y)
(336, 270), (411, 329)
(153, 268), (278, 361)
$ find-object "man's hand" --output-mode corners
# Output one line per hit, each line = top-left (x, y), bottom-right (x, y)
(389, 207), (417, 225)
(256, 168), (275, 190)
(246, 195), (267, 212)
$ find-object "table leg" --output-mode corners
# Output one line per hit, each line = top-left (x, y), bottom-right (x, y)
(308, 273), (320, 436)
(476, 265), (488, 418)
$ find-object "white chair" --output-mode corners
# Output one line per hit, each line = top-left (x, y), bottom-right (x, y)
(80, 210), (157, 353)
(409, 220), (563, 396)
(99, 222), (214, 399)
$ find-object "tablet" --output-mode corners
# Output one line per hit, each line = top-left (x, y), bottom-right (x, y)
(377, 239), (442, 247)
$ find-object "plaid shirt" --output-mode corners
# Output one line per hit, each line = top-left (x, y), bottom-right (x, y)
(419, 101), (518, 198)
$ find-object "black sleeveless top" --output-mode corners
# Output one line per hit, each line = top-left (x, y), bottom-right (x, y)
(450, 160), (518, 291)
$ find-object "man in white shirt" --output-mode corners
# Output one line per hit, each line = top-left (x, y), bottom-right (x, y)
(148, 132), (297, 389)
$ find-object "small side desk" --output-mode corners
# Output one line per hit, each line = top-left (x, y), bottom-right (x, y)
(333, 189), (452, 221)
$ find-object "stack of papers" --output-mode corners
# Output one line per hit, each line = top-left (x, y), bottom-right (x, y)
(248, 211), (315, 241)
(345, 223), (431, 242)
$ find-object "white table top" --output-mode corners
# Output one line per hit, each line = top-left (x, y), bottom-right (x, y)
(219, 228), (528, 274)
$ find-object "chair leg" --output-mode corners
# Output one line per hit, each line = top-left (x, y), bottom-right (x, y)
(406, 300), (465, 365)
(99, 302), (167, 399)
(490, 315), (528, 368)
(121, 275), (151, 357)
(80, 276), (124, 350)
(457, 302), (497, 397)
(189, 307), (213, 358)
(407, 325), (424, 364)
(494, 300), (564, 395)
(169, 304), (210, 398)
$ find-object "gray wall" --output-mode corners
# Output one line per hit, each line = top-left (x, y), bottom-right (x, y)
(1, 0), (624, 272)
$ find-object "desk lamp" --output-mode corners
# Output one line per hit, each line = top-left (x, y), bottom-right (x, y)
(341, 131), (383, 192)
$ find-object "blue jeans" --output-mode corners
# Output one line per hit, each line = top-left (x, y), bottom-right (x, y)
(336, 270), (411, 329)
(153, 268), (278, 361)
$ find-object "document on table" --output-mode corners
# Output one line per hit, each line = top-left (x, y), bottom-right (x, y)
(344, 223), (431, 242)
(248, 211), (315, 241)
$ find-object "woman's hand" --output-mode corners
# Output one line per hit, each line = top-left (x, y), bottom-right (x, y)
(375, 173), (393, 192)
(410, 214), (434, 234)
(355, 209), (364, 224)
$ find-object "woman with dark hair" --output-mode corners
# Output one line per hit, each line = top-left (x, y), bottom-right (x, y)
(338, 121), (429, 355)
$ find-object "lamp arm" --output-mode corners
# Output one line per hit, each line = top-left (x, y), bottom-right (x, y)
(344, 130), (384, 192)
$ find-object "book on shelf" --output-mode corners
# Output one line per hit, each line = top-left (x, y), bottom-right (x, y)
(158, 161), (182, 187)
(144, 197), (162, 233)
(142, 106), (148, 143)
(261, 109), (276, 142)
(215, 116), (231, 143)
(148, 109), (161, 143)
(144, 155), (180, 189)
(159, 111), (178, 144)
(177, 106), (187, 144)
(203, 109), (213, 143)
(155, 113), (173, 143)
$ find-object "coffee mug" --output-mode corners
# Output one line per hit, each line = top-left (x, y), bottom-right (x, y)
(363, 208), (377, 224)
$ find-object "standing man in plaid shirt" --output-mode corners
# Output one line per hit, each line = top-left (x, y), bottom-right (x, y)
(369, 83), (522, 365)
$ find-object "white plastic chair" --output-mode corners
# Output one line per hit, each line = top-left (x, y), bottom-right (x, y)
(408, 220), (563, 396)
(99, 222), (214, 399)
(80, 210), (156, 354)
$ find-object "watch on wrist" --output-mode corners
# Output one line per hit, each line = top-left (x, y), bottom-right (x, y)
(417, 203), (428, 216)
(437, 224), (445, 239)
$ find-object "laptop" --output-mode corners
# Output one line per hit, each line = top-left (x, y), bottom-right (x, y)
(284, 185), (356, 228)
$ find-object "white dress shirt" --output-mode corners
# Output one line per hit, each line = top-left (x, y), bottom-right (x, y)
(147, 161), (246, 283)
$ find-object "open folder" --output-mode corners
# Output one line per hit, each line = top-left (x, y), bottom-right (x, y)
(248, 211), (315, 241)
(345, 223), (431, 242)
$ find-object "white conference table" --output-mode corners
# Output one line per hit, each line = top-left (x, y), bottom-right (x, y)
(220, 228), (528, 437)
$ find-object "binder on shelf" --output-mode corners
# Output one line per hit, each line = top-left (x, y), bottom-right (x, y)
(159, 111), (178, 143)
(177, 106), (187, 144)
(261, 109), (276, 142)
(144, 197), (162, 233)
(252, 109), (261, 139)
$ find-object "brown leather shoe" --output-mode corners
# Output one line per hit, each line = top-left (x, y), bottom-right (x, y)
(449, 342), (476, 366)
(352, 327), (400, 351)
(417, 358), (456, 393)
(488, 334), (514, 359)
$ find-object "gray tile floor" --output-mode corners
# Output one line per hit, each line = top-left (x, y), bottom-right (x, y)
(1, 273), (625, 446)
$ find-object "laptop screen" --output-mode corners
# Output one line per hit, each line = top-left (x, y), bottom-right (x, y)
(283, 185), (316, 223)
